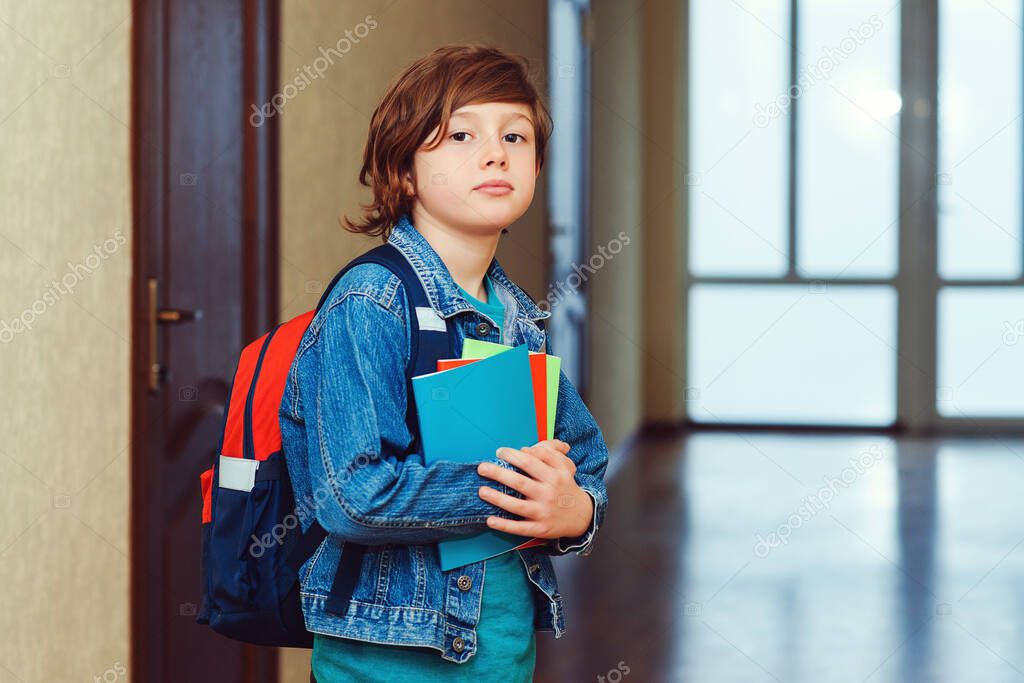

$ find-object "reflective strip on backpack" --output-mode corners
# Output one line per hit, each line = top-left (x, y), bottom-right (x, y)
(415, 306), (446, 332)
(219, 455), (260, 492)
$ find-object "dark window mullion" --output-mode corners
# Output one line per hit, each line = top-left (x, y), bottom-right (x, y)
(897, 0), (939, 431)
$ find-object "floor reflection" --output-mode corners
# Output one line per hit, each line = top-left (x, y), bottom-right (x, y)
(535, 431), (1024, 683)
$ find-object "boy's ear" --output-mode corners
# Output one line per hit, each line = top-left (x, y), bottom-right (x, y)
(402, 171), (416, 197)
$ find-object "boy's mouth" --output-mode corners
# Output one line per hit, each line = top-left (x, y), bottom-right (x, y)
(474, 180), (514, 195)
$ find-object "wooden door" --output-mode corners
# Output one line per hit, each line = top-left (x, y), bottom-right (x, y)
(130, 1), (280, 680)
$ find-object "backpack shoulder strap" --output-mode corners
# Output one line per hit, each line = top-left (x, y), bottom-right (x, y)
(304, 243), (454, 619)
(314, 243), (452, 440)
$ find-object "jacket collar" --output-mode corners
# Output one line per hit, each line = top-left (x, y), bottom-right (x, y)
(387, 213), (552, 322)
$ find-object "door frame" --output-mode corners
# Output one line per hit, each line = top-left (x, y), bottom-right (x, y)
(129, 0), (280, 678)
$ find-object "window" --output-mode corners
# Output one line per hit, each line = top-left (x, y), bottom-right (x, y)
(688, 0), (901, 426)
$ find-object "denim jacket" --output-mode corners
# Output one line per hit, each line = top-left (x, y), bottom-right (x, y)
(279, 214), (609, 663)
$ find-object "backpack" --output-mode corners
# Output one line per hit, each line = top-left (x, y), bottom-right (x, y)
(195, 242), (461, 647)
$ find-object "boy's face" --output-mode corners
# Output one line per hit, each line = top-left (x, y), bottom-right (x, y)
(407, 101), (539, 233)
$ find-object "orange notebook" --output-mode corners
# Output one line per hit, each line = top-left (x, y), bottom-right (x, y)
(436, 354), (549, 551)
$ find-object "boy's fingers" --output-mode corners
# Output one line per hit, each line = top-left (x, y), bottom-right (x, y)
(495, 447), (551, 482)
(479, 458), (543, 497)
(536, 438), (570, 453)
(478, 486), (538, 518)
(521, 444), (558, 469)
(485, 515), (546, 538)
(523, 442), (576, 475)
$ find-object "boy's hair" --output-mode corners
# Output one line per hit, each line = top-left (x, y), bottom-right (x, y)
(342, 43), (553, 238)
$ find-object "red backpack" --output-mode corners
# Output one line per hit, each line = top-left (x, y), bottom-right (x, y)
(196, 242), (454, 647)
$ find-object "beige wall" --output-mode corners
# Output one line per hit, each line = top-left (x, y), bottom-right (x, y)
(641, 0), (688, 424)
(277, 2), (549, 678)
(587, 0), (689, 439)
(587, 0), (646, 449)
(579, 0), (690, 435)
(0, 2), (132, 681)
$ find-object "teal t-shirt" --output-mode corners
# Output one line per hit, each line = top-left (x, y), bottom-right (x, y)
(459, 274), (505, 336)
(311, 274), (537, 682)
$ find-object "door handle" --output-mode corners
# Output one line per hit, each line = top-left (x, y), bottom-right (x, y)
(148, 277), (203, 392)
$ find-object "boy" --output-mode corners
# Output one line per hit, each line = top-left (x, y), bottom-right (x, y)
(282, 43), (609, 681)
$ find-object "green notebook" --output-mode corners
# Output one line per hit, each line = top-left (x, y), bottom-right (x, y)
(461, 338), (561, 439)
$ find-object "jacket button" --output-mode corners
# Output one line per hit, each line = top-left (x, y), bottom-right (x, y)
(474, 321), (491, 336)
(457, 575), (472, 591)
(452, 636), (465, 653)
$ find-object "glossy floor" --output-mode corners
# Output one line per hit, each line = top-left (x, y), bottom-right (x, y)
(535, 431), (1024, 683)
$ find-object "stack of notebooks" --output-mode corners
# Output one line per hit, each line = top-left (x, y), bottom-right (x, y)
(411, 339), (561, 571)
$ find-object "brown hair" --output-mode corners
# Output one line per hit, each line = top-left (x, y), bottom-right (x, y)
(341, 43), (553, 238)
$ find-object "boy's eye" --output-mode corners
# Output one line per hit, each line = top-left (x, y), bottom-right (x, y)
(448, 132), (528, 143)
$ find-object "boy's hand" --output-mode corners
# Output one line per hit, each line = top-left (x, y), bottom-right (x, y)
(476, 438), (593, 539)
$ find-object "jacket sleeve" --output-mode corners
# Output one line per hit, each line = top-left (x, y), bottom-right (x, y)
(544, 364), (609, 557)
(299, 289), (523, 546)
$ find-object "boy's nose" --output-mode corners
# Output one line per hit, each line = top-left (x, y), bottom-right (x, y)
(481, 139), (509, 168)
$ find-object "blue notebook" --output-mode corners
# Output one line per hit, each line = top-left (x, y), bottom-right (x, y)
(411, 343), (539, 571)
